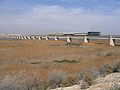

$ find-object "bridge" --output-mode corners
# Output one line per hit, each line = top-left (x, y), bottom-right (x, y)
(9, 35), (120, 47)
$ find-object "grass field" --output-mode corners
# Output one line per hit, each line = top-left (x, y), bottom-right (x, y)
(0, 39), (120, 89)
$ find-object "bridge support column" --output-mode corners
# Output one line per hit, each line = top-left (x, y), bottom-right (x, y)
(110, 36), (115, 46)
(16, 36), (18, 39)
(67, 36), (71, 42)
(45, 37), (49, 40)
(21, 36), (24, 40)
(27, 36), (31, 40)
(20, 36), (22, 39)
(17, 36), (19, 39)
(84, 36), (89, 43)
(15, 36), (17, 39)
(29, 37), (32, 40)
(24, 36), (27, 39)
(38, 37), (42, 40)
(19, 36), (21, 39)
(32, 36), (36, 40)
(54, 36), (58, 41)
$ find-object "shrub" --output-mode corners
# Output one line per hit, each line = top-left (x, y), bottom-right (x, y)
(62, 75), (78, 87)
(31, 61), (41, 65)
(99, 64), (113, 75)
(88, 67), (101, 78)
(48, 70), (66, 89)
(83, 72), (94, 86)
(99, 62), (120, 75)
(96, 50), (112, 57)
(54, 60), (77, 63)
(79, 79), (89, 89)
(77, 72), (94, 87)
(0, 70), (42, 90)
(112, 62), (120, 73)
(66, 43), (80, 46)
(33, 81), (48, 90)
(77, 72), (93, 89)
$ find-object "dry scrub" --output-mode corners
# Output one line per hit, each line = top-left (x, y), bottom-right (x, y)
(0, 40), (120, 89)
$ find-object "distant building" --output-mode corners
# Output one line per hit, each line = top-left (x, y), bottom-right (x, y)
(74, 33), (88, 36)
(49, 33), (63, 36)
(63, 33), (74, 36)
(49, 31), (101, 36)
(88, 31), (101, 36)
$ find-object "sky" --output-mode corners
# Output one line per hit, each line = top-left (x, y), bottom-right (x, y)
(0, 0), (120, 35)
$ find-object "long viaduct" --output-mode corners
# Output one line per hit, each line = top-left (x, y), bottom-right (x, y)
(9, 35), (120, 47)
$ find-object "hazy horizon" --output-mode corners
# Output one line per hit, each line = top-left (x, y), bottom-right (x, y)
(0, 0), (120, 35)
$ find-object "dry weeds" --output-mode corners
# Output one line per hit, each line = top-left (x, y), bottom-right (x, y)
(0, 40), (120, 89)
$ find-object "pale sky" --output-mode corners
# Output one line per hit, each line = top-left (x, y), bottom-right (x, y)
(0, 0), (120, 35)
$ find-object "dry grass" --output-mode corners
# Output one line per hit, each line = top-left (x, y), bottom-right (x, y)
(0, 39), (120, 89)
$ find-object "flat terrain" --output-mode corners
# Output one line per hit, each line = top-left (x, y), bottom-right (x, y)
(0, 39), (120, 80)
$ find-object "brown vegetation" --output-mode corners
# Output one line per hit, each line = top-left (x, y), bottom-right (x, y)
(0, 40), (120, 89)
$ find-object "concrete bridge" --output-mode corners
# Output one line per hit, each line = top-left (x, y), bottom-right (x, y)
(9, 35), (120, 47)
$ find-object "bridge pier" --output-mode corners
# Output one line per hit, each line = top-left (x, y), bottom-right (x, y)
(38, 37), (42, 40)
(17, 36), (20, 39)
(17, 36), (19, 39)
(45, 37), (49, 40)
(18, 36), (21, 39)
(19, 36), (21, 39)
(21, 36), (24, 40)
(84, 36), (89, 43)
(27, 36), (31, 40)
(32, 36), (36, 40)
(67, 36), (71, 42)
(54, 36), (58, 41)
(23, 36), (27, 39)
(110, 36), (115, 46)
(16, 36), (18, 39)
(29, 37), (32, 39)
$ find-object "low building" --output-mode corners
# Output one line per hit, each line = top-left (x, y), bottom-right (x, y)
(74, 33), (88, 36)
(88, 31), (101, 36)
